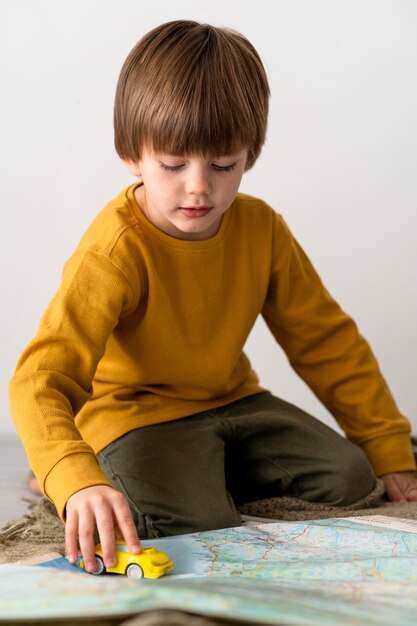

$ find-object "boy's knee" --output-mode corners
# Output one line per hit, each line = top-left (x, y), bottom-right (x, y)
(325, 444), (376, 506)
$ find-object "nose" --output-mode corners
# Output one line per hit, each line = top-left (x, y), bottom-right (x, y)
(184, 165), (212, 196)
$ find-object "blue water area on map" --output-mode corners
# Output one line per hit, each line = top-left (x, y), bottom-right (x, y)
(142, 536), (209, 576)
(38, 556), (87, 573)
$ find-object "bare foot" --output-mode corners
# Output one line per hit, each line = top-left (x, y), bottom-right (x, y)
(28, 473), (42, 496)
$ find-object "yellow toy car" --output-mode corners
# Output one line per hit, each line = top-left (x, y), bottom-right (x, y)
(80, 540), (173, 579)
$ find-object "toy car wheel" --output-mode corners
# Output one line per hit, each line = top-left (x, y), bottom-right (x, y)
(90, 556), (106, 576)
(126, 563), (144, 579)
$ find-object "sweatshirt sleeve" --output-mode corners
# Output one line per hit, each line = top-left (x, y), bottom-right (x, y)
(9, 248), (137, 519)
(262, 214), (415, 476)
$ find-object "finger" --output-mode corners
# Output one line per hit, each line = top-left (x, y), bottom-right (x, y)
(403, 484), (417, 502)
(78, 508), (99, 573)
(95, 511), (117, 569)
(383, 473), (417, 502)
(387, 487), (407, 503)
(65, 509), (79, 564)
(382, 477), (406, 503)
(113, 493), (142, 554)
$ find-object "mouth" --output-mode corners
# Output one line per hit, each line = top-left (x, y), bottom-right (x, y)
(179, 206), (213, 218)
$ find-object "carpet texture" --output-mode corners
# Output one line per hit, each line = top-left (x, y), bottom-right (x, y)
(238, 477), (416, 519)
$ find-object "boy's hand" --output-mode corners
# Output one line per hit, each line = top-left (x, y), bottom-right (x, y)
(381, 472), (417, 503)
(65, 485), (142, 573)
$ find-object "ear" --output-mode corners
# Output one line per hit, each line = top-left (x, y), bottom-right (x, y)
(123, 159), (142, 177)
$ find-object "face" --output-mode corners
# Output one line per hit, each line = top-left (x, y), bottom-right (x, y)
(125, 148), (247, 240)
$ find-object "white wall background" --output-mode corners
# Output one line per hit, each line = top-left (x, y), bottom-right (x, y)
(1, 0), (416, 438)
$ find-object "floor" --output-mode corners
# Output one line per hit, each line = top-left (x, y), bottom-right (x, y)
(0, 435), (33, 526)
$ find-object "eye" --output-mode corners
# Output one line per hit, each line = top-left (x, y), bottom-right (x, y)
(159, 162), (184, 172)
(212, 162), (237, 173)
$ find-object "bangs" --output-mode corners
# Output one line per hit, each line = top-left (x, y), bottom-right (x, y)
(138, 68), (254, 160)
(115, 21), (269, 169)
(143, 110), (249, 161)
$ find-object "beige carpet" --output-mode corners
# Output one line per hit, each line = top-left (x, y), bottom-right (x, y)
(239, 477), (417, 519)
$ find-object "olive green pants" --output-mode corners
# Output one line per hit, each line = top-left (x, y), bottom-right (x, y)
(98, 392), (376, 539)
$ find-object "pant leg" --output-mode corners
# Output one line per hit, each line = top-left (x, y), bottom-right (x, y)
(98, 391), (376, 538)
(219, 392), (376, 506)
(97, 413), (241, 539)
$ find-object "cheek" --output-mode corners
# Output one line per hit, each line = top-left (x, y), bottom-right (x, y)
(224, 176), (242, 197)
(150, 183), (175, 210)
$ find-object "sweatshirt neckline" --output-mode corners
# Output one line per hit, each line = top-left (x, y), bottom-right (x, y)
(127, 182), (233, 249)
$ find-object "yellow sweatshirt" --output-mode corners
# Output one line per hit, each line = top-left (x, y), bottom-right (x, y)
(9, 183), (415, 518)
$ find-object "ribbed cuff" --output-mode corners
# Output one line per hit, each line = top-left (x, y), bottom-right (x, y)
(361, 432), (416, 476)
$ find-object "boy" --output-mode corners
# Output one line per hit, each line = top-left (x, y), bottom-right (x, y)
(9, 20), (417, 574)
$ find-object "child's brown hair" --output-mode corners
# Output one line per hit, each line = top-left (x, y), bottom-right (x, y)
(114, 20), (270, 170)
